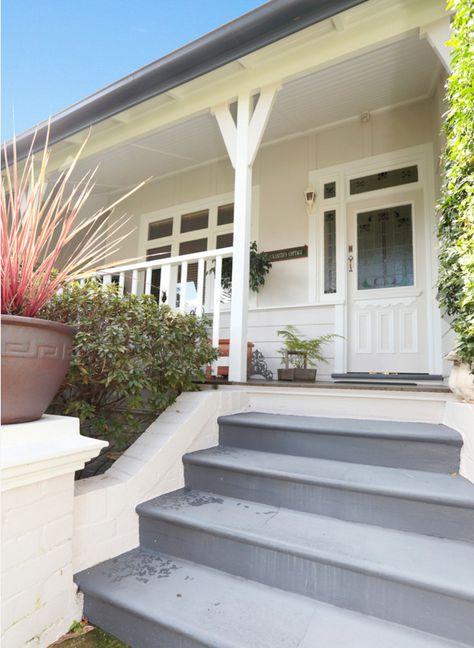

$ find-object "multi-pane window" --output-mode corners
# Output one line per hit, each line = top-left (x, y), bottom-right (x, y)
(357, 204), (414, 290)
(145, 200), (234, 305)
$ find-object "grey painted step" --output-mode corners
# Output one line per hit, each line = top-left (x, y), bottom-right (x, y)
(183, 446), (474, 542)
(75, 548), (470, 648)
(138, 489), (474, 644)
(219, 412), (461, 472)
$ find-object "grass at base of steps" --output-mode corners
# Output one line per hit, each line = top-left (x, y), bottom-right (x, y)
(49, 621), (129, 648)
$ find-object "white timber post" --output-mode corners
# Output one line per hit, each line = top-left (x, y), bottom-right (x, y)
(420, 16), (452, 72)
(213, 83), (279, 381)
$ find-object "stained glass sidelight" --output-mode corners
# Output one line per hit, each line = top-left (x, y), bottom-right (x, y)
(324, 210), (337, 294)
(357, 204), (414, 290)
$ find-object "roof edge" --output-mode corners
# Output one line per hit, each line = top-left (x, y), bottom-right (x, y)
(4, 0), (366, 163)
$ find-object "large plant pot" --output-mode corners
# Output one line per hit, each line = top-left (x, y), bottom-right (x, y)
(447, 354), (474, 403)
(1, 315), (75, 424)
(277, 368), (316, 382)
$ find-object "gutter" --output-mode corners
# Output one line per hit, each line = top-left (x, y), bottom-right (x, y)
(4, 0), (366, 162)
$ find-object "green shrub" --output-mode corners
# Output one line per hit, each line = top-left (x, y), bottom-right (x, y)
(41, 280), (217, 446)
(438, 0), (474, 366)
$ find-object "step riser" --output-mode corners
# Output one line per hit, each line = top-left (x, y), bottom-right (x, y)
(83, 595), (210, 648)
(219, 424), (460, 473)
(184, 462), (474, 543)
(139, 516), (473, 645)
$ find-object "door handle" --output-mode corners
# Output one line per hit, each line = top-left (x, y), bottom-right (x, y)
(348, 255), (354, 272)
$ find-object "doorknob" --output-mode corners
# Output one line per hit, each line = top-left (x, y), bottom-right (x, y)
(348, 255), (354, 272)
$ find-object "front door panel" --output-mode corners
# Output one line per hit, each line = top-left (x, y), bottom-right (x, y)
(347, 189), (428, 373)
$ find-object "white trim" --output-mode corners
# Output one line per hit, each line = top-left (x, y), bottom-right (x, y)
(420, 16), (452, 72)
(309, 143), (441, 374)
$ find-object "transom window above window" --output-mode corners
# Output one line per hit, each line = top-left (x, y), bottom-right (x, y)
(180, 209), (209, 233)
(324, 181), (336, 199)
(217, 203), (234, 226)
(148, 218), (173, 240)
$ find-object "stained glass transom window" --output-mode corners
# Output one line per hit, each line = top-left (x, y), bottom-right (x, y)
(357, 204), (414, 290)
(350, 165), (418, 195)
(324, 210), (337, 294)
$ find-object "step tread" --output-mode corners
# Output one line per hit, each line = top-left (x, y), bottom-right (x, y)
(138, 489), (474, 600)
(75, 548), (468, 648)
(219, 412), (461, 444)
(184, 446), (474, 507)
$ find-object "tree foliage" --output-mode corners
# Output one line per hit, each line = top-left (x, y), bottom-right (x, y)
(438, 0), (474, 366)
(41, 280), (217, 446)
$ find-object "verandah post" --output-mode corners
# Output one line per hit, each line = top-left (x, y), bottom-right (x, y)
(213, 84), (279, 381)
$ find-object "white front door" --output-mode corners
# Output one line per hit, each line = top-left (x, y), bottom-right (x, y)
(346, 188), (429, 373)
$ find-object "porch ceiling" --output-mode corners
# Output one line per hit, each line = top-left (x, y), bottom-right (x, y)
(68, 34), (440, 196)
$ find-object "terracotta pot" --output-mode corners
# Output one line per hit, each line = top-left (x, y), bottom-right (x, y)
(447, 353), (474, 403)
(217, 339), (254, 378)
(1, 315), (75, 424)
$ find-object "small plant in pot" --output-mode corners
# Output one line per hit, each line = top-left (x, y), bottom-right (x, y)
(277, 325), (337, 382)
(1, 131), (145, 424)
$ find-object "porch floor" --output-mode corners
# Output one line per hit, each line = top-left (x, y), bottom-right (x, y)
(203, 379), (451, 394)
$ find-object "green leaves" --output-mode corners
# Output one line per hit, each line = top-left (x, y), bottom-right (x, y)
(277, 325), (338, 369)
(40, 280), (217, 447)
(438, 0), (474, 367)
(220, 241), (272, 293)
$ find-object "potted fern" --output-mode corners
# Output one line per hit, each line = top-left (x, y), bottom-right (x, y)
(277, 325), (337, 382)
(1, 131), (145, 424)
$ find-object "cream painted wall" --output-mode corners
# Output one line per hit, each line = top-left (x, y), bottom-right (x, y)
(101, 96), (448, 374)
(109, 98), (438, 303)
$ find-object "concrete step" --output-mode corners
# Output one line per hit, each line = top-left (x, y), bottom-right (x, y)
(75, 548), (470, 648)
(218, 412), (461, 472)
(138, 489), (474, 645)
(183, 446), (474, 542)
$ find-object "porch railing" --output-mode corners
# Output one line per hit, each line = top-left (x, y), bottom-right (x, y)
(82, 247), (233, 367)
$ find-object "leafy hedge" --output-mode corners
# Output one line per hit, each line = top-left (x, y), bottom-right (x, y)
(41, 280), (217, 445)
(438, 0), (474, 366)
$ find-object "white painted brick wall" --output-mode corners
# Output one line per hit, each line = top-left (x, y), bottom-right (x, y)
(1, 475), (81, 648)
(1, 416), (105, 648)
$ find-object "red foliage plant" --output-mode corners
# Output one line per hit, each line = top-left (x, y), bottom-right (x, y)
(1, 129), (147, 317)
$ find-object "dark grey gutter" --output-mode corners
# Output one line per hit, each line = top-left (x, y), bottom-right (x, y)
(4, 0), (366, 162)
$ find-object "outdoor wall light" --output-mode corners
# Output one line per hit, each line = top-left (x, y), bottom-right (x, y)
(304, 187), (316, 212)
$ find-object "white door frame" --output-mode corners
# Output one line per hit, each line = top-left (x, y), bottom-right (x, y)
(309, 143), (442, 375)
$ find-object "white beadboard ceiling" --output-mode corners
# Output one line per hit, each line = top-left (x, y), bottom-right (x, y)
(69, 35), (440, 194)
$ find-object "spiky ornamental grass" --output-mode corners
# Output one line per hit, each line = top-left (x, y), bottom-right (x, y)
(1, 129), (147, 317)
(438, 0), (474, 366)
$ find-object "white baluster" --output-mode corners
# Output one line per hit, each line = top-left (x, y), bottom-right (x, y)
(196, 258), (205, 317)
(144, 268), (152, 295)
(118, 272), (125, 296)
(131, 269), (139, 295)
(179, 261), (188, 312)
(212, 255), (222, 375)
